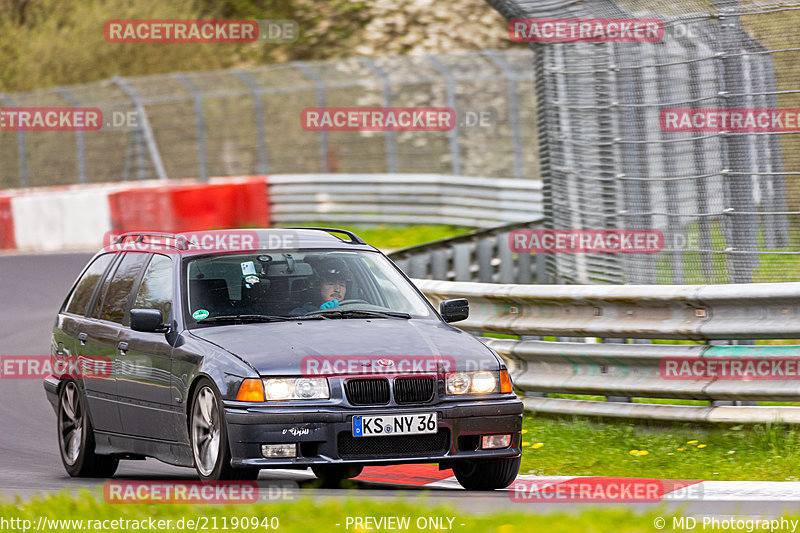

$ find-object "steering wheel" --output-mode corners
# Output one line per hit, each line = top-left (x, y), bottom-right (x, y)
(336, 299), (370, 306)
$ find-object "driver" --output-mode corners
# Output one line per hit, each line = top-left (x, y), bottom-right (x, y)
(290, 257), (349, 315)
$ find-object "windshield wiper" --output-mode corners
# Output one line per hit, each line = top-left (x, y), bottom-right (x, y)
(312, 309), (412, 319)
(199, 314), (324, 324)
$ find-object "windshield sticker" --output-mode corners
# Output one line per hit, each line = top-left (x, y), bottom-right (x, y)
(192, 309), (210, 320)
(241, 261), (257, 277)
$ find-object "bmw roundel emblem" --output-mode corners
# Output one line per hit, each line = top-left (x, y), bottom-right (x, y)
(377, 359), (395, 367)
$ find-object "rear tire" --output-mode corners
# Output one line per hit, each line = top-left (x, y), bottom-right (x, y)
(311, 464), (363, 487)
(58, 381), (119, 478)
(453, 456), (520, 490)
(190, 378), (260, 481)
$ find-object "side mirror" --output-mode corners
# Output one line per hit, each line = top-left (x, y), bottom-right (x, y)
(440, 299), (469, 323)
(130, 309), (169, 333)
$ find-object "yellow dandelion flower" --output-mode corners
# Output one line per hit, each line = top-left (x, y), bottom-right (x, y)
(687, 440), (698, 445)
(697, 444), (707, 449)
(677, 447), (687, 451)
(639, 450), (649, 455)
(521, 442), (531, 447)
(532, 443), (544, 449)
(498, 525), (515, 533)
(630, 449), (640, 455)
(521, 429), (528, 434)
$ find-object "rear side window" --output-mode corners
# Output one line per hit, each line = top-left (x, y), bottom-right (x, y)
(98, 253), (150, 324)
(133, 255), (174, 320)
(65, 254), (116, 316)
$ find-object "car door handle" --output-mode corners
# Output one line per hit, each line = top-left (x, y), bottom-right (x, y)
(78, 333), (88, 346)
(118, 342), (129, 355)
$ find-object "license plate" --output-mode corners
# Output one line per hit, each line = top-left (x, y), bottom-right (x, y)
(352, 412), (437, 437)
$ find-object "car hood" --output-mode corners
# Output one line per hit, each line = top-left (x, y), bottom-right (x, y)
(189, 318), (500, 376)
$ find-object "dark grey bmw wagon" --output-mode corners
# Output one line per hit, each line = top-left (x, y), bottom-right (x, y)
(44, 228), (522, 490)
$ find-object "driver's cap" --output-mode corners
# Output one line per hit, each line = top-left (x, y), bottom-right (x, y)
(318, 257), (349, 283)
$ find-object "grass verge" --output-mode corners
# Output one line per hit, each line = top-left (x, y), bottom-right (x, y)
(0, 490), (754, 532)
(520, 413), (800, 481)
(283, 223), (471, 250)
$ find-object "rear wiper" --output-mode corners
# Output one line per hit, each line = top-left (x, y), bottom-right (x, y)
(199, 314), (324, 323)
(314, 309), (412, 319)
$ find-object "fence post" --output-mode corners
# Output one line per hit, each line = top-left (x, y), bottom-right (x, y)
(175, 74), (208, 182)
(358, 57), (398, 174)
(293, 62), (329, 173)
(0, 95), (28, 188)
(56, 87), (87, 184)
(711, 0), (758, 283)
(426, 55), (461, 175)
(482, 50), (524, 179)
(113, 76), (168, 180)
(234, 69), (269, 175)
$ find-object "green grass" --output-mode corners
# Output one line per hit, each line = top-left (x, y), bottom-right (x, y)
(0, 489), (779, 533)
(282, 223), (470, 250)
(519, 414), (800, 481)
(0, 490), (688, 533)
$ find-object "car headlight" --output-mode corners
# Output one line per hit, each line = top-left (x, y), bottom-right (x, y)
(263, 377), (329, 400)
(446, 371), (499, 395)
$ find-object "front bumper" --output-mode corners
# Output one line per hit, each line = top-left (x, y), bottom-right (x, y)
(225, 397), (523, 468)
(43, 375), (60, 413)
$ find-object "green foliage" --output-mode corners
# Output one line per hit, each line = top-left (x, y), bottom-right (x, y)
(0, 0), (515, 92)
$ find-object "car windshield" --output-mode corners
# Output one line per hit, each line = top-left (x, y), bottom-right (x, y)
(185, 250), (433, 326)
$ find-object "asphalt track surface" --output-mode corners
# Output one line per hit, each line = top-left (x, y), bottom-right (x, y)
(2, 252), (800, 518)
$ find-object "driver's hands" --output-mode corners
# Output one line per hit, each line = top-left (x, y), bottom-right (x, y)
(320, 299), (339, 310)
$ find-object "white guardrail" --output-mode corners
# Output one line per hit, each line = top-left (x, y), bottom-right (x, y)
(414, 279), (800, 424)
(268, 174), (543, 228)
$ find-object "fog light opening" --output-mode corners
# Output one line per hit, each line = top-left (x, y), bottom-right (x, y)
(480, 434), (511, 450)
(261, 443), (297, 458)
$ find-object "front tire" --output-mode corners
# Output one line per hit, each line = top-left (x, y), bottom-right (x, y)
(58, 381), (119, 477)
(190, 378), (259, 481)
(453, 456), (520, 490)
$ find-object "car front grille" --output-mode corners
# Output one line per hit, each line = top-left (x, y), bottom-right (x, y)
(345, 378), (390, 406)
(337, 429), (450, 458)
(394, 377), (435, 404)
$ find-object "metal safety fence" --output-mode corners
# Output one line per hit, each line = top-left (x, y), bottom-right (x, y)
(484, 0), (800, 285)
(390, 218), (548, 283)
(0, 50), (537, 189)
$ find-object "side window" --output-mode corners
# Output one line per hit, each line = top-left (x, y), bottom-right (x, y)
(65, 254), (116, 316)
(98, 253), (150, 325)
(90, 260), (118, 319)
(133, 254), (173, 320)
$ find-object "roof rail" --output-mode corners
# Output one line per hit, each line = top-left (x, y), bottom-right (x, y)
(282, 227), (367, 245)
(113, 232), (188, 250)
